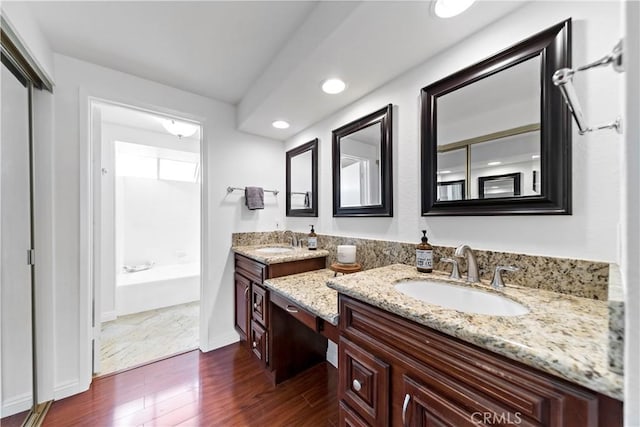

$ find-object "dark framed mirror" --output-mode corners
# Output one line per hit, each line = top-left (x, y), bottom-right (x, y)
(332, 104), (393, 217)
(421, 20), (571, 215)
(286, 138), (318, 217)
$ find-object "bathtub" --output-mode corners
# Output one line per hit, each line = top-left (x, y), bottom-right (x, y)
(116, 262), (200, 316)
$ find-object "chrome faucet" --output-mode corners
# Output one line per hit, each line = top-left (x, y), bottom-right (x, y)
(454, 244), (480, 283)
(282, 230), (298, 247)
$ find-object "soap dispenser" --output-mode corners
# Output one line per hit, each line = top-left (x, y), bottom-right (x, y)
(416, 230), (433, 273)
(308, 225), (318, 250)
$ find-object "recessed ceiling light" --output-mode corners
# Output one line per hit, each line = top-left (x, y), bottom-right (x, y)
(532, 154), (540, 159)
(321, 78), (346, 94)
(272, 120), (290, 129)
(434, 0), (476, 18)
(439, 170), (452, 174)
(487, 161), (502, 166)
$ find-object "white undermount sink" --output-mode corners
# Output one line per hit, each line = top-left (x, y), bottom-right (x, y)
(394, 280), (529, 316)
(255, 247), (294, 254)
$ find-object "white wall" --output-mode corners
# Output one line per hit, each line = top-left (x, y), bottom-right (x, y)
(52, 53), (284, 400)
(286, 1), (622, 263)
(119, 177), (200, 266)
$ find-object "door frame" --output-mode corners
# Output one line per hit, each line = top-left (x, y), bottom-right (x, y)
(79, 91), (208, 387)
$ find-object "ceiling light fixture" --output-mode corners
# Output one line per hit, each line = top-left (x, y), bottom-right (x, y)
(321, 78), (346, 94)
(439, 170), (452, 174)
(160, 119), (199, 139)
(532, 154), (541, 159)
(272, 120), (290, 129)
(434, 0), (476, 18)
(487, 161), (502, 166)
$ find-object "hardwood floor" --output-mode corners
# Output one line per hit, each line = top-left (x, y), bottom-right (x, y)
(1, 409), (30, 427)
(43, 343), (338, 426)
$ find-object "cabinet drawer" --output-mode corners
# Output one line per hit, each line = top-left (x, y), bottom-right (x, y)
(270, 291), (317, 332)
(339, 402), (369, 427)
(252, 284), (268, 327)
(339, 336), (389, 427)
(235, 254), (266, 284)
(250, 320), (268, 364)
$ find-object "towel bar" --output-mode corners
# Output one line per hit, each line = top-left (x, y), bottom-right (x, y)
(553, 39), (624, 135)
(227, 186), (279, 196)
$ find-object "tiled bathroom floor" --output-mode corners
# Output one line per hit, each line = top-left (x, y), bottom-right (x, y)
(98, 301), (199, 375)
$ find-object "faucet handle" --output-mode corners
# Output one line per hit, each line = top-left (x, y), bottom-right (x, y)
(440, 257), (461, 279)
(491, 265), (519, 289)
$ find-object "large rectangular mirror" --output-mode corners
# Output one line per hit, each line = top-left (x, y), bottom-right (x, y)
(332, 105), (393, 217)
(421, 20), (571, 215)
(286, 139), (318, 217)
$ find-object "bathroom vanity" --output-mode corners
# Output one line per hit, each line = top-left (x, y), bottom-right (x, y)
(232, 245), (329, 383)
(327, 264), (623, 427)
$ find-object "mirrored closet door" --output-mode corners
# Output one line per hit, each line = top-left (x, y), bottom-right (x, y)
(1, 54), (35, 424)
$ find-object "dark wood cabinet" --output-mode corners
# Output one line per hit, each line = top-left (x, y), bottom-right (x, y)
(234, 273), (250, 340)
(337, 294), (622, 427)
(251, 283), (268, 327)
(233, 253), (327, 382)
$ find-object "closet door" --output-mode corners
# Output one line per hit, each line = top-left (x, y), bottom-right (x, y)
(1, 59), (34, 417)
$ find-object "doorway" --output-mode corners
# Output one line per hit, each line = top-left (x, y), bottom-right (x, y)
(91, 101), (202, 375)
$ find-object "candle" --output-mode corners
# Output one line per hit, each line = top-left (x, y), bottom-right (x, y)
(337, 245), (357, 264)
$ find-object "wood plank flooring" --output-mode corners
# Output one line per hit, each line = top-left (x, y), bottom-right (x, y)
(0, 409), (29, 427)
(43, 343), (338, 426)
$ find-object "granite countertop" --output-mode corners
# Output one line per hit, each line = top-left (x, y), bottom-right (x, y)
(233, 244), (330, 265)
(264, 269), (339, 325)
(326, 264), (623, 400)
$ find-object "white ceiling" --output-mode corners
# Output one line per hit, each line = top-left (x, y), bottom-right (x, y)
(26, 0), (528, 141)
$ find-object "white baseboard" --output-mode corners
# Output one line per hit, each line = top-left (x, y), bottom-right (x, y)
(326, 339), (338, 368)
(101, 311), (116, 322)
(53, 379), (88, 401)
(200, 331), (240, 353)
(2, 392), (33, 418)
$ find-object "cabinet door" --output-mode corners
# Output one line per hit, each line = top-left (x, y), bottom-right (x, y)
(402, 375), (481, 427)
(252, 283), (268, 327)
(234, 273), (250, 340)
(339, 337), (390, 427)
(250, 320), (268, 365)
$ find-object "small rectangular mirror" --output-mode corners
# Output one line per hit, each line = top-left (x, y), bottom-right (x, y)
(332, 105), (393, 217)
(286, 139), (318, 217)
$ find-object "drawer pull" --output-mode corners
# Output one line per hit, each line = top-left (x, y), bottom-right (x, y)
(244, 286), (250, 297)
(286, 305), (299, 313)
(352, 379), (362, 392)
(402, 393), (411, 427)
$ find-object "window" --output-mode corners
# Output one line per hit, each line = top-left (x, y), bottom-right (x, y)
(116, 153), (158, 179)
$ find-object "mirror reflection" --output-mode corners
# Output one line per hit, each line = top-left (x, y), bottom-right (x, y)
(286, 139), (318, 217)
(436, 56), (541, 201)
(340, 122), (382, 207)
(290, 150), (313, 209)
(332, 104), (392, 217)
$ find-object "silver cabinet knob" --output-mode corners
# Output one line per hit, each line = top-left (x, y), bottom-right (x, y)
(352, 379), (362, 392)
(252, 341), (257, 348)
(253, 302), (258, 309)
